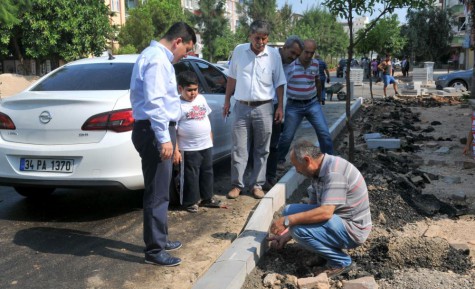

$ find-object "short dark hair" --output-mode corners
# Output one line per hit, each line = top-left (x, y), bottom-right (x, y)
(249, 20), (271, 35)
(177, 71), (199, 87)
(163, 22), (197, 45)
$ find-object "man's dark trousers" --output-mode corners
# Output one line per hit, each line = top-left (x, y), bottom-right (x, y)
(266, 103), (282, 182)
(132, 121), (176, 257)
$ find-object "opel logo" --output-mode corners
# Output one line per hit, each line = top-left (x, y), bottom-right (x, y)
(39, 111), (52, 124)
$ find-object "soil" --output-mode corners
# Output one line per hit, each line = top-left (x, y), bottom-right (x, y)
(243, 96), (475, 289)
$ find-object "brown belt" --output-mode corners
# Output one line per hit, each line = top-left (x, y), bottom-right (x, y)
(238, 99), (272, 107)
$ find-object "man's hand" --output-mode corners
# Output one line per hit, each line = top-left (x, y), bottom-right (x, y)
(160, 141), (174, 160)
(223, 99), (231, 118)
(270, 217), (286, 236)
(173, 150), (181, 165)
(274, 105), (283, 123)
(267, 231), (292, 250)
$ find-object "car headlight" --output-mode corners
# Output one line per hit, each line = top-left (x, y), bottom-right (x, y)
(437, 76), (447, 81)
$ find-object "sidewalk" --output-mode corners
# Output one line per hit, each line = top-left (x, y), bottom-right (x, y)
(192, 98), (363, 289)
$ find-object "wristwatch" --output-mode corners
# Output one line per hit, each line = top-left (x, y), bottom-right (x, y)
(283, 216), (290, 228)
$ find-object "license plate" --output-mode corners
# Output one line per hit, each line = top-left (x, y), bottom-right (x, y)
(20, 158), (74, 173)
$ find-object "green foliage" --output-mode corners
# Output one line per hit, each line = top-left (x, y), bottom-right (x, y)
(291, 8), (348, 59)
(237, 0), (277, 35)
(402, 7), (453, 62)
(273, 4), (295, 42)
(355, 15), (406, 57)
(118, 0), (187, 53)
(0, 0), (30, 26)
(117, 44), (138, 55)
(20, 0), (112, 61)
(193, 0), (229, 62)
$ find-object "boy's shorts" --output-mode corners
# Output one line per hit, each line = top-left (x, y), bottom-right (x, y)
(383, 74), (395, 87)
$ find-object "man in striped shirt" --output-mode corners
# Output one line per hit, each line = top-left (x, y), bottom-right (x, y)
(278, 40), (334, 169)
(269, 139), (372, 278)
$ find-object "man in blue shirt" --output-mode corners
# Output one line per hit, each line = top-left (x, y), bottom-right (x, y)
(130, 22), (196, 267)
(316, 54), (330, 105)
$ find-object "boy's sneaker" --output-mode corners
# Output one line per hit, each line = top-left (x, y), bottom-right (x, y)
(314, 261), (355, 278)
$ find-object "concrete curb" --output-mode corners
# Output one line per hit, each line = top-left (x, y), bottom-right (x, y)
(192, 98), (364, 289)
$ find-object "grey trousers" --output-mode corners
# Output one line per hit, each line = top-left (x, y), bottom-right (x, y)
(231, 101), (273, 190)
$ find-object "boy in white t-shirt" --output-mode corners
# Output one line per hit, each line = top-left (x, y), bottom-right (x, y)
(173, 71), (221, 213)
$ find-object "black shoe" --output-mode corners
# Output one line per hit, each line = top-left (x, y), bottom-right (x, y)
(165, 240), (182, 251)
(145, 251), (181, 267)
(321, 100), (325, 105)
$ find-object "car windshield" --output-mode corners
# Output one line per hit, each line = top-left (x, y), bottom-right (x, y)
(31, 63), (134, 91)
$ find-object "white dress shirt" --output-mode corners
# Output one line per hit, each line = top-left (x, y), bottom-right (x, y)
(228, 44), (287, 102)
(130, 40), (180, 143)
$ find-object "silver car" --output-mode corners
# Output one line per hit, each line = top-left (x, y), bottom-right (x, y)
(435, 68), (473, 91)
(0, 55), (234, 198)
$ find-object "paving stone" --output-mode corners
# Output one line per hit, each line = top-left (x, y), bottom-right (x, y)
(449, 243), (470, 255)
(342, 276), (379, 289)
(442, 175), (462, 184)
(434, 146), (450, 154)
(366, 139), (401, 149)
(363, 133), (382, 141)
(297, 274), (330, 289)
(451, 191), (467, 201)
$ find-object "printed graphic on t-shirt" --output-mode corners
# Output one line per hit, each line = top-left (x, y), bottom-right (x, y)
(185, 105), (207, 120)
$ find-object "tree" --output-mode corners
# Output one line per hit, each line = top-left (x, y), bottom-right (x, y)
(237, 0), (277, 36)
(292, 7), (348, 63)
(402, 7), (453, 63)
(323, 0), (432, 162)
(0, 0), (113, 74)
(273, 3), (295, 42)
(118, 0), (187, 53)
(193, 0), (229, 62)
(355, 15), (406, 57)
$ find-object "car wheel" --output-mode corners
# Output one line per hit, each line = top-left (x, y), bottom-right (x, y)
(448, 80), (468, 91)
(14, 187), (55, 198)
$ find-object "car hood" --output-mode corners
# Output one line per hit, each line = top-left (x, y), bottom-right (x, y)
(0, 90), (130, 145)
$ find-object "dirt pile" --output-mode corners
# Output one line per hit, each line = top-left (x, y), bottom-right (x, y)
(243, 96), (475, 289)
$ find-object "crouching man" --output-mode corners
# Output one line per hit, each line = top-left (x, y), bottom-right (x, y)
(269, 139), (372, 278)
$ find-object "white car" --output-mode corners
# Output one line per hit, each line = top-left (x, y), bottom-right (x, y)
(0, 55), (233, 198)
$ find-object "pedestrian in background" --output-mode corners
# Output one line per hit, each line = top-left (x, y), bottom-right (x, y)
(264, 35), (304, 191)
(378, 54), (399, 97)
(278, 39), (334, 169)
(173, 71), (221, 213)
(316, 54), (330, 105)
(223, 20), (287, 200)
(268, 139), (372, 278)
(130, 22), (196, 267)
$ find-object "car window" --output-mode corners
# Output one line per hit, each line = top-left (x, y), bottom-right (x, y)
(194, 61), (227, 94)
(31, 63), (134, 91)
(174, 61), (206, 94)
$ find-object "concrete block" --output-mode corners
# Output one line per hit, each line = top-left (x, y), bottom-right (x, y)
(363, 133), (382, 141)
(449, 243), (470, 254)
(298, 274), (330, 289)
(442, 175), (462, 184)
(279, 168), (306, 199)
(366, 138), (401, 149)
(443, 87), (457, 93)
(451, 191), (467, 201)
(244, 198), (274, 232)
(192, 259), (247, 289)
(434, 147), (450, 154)
(342, 276), (379, 289)
(216, 232), (267, 273)
(264, 183), (286, 212)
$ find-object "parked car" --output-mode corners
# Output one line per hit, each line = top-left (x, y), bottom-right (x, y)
(0, 55), (234, 198)
(336, 58), (359, 78)
(435, 68), (473, 91)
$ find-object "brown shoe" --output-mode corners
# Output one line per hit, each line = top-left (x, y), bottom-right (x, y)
(226, 187), (241, 199)
(314, 262), (354, 278)
(252, 188), (265, 199)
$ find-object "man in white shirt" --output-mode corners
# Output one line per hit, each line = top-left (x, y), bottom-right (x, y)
(222, 20), (287, 199)
(130, 22), (196, 267)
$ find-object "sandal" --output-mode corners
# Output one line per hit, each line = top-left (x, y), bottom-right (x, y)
(200, 198), (222, 208)
(185, 204), (199, 213)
